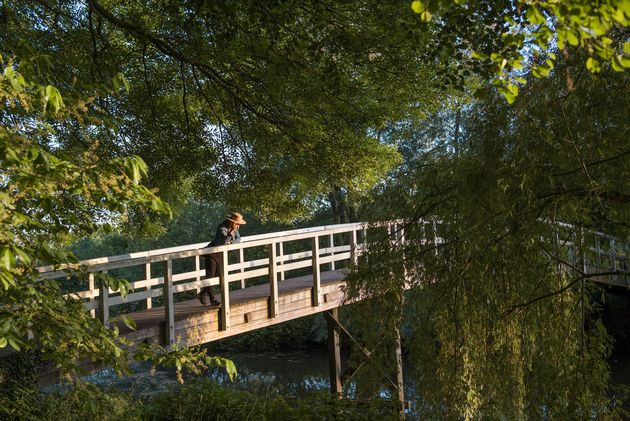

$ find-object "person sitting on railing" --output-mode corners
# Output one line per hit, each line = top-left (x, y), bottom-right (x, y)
(199, 212), (247, 306)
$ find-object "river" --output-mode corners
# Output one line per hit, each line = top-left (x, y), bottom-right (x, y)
(84, 346), (630, 403)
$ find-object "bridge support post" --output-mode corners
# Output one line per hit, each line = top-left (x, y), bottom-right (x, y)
(163, 259), (175, 349)
(326, 308), (342, 396)
(393, 325), (405, 418)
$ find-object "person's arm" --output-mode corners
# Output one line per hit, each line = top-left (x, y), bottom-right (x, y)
(231, 228), (241, 244)
(213, 226), (231, 246)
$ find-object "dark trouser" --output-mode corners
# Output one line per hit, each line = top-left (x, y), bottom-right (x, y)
(202, 252), (221, 300)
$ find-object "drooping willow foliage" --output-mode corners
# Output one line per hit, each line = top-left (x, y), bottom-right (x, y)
(344, 52), (630, 419)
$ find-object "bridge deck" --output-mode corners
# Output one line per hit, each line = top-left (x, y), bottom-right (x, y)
(113, 269), (348, 347)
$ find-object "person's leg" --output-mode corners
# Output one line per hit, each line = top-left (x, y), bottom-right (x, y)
(207, 253), (219, 304)
(199, 253), (220, 305)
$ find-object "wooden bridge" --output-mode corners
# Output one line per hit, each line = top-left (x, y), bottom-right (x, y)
(28, 220), (630, 399)
(34, 222), (384, 391)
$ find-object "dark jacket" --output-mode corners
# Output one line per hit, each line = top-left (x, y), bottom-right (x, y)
(209, 220), (241, 247)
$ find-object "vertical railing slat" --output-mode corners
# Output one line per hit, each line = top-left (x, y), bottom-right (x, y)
(99, 270), (109, 328)
(194, 255), (201, 293)
(163, 259), (175, 349)
(88, 273), (95, 317)
(329, 233), (335, 271)
(219, 251), (230, 331)
(351, 229), (358, 266)
(240, 248), (246, 288)
(278, 242), (285, 281)
(269, 242), (279, 318)
(144, 263), (152, 310)
(312, 235), (321, 307)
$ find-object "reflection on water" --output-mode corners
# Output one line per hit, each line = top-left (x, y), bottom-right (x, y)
(83, 347), (630, 404)
(84, 348), (336, 398)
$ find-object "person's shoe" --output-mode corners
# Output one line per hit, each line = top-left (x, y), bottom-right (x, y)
(209, 297), (220, 307)
(198, 290), (210, 305)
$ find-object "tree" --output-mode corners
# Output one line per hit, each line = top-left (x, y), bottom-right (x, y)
(346, 47), (630, 418)
(412, 0), (630, 102)
(0, 51), (173, 374)
(1, 0), (448, 224)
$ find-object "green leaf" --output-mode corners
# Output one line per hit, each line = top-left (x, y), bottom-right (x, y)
(8, 337), (21, 351)
(526, 6), (545, 25)
(532, 65), (550, 78)
(567, 31), (580, 46)
(113, 72), (130, 93)
(121, 315), (136, 330)
(411, 1), (424, 14)
(0, 247), (15, 270)
(612, 55), (625, 72)
(586, 57), (601, 72)
(0, 337), (7, 348)
(44, 85), (64, 114)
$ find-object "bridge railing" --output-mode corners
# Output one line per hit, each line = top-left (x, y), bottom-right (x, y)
(36, 221), (405, 347)
(34, 218), (626, 347)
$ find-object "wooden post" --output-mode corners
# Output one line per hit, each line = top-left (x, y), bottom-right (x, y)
(163, 259), (175, 349)
(350, 229), (358, 266)
(278, 242), (285, 281)
(269, 242), (279, 318)
(99, 271), (109, 328)
(194, 255), (201, 293)
(329, 233), (335, 271)
(219, 250), (230, 331)
(144, 263), (152, 309)
(312, 235), (321, 307)
(326, 308), (342, 396)
(88, 273), (96, 317)
(239, 248), (246, 288)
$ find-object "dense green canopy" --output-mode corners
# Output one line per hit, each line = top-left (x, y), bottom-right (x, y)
(2, 0), (630, 419)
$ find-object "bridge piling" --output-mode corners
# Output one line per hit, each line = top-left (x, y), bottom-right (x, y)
(326, 308), (342, 396)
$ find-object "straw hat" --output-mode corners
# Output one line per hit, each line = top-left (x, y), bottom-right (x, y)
(226, 212), (247, 224)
